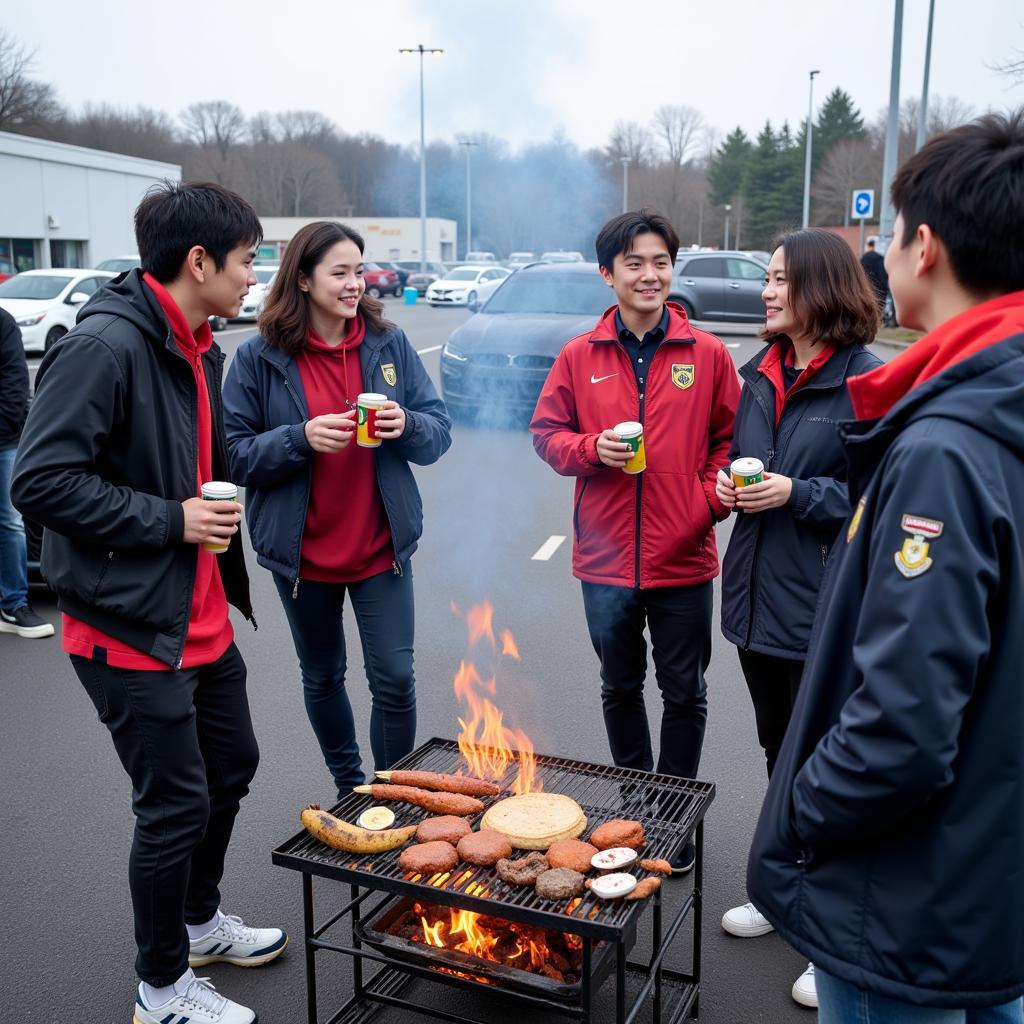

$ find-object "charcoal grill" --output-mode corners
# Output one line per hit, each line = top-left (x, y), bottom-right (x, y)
(272, 737), (715, 1024)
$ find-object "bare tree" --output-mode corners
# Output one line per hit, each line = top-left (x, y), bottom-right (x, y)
(63, 103), (178, 162)
(180, 100), (246, 160)
(274, 109), (337, 147)
(652, 104), (705, 168)
(605, 120), (655, 166)
(242, 141), (343, 216)
(0, 29), (63, 133)
(812, 136), (881, 225)
(248, 110), (277, 144)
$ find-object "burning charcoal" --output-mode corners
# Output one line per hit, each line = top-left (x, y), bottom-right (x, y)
(549, 951), (570, 973)
(540, 964), (565, 983)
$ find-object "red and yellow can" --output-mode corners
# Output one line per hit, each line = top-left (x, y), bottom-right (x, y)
(730, 457), (765, 488)
(357, 392), (387, 448)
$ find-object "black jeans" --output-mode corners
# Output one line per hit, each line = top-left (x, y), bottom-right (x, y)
(71, 643), (258, 986)
(581, 580), (712, 779)
(736, 647), (804, 779)
(273, 568), (417, 797)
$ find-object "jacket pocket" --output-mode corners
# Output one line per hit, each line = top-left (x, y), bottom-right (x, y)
(90, 549), (115, 603)
(71, 656), (110, 723)
(573, 479), (589, 543)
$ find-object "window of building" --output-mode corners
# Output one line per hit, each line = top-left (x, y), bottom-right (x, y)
(50, 240), (87, 269)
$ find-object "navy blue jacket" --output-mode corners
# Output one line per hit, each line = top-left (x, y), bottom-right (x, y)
(222, 324), (451, 584)
(721, 343), (882, 658)
(0, 307), (29, 450)
(748, 330), (1024, 1007)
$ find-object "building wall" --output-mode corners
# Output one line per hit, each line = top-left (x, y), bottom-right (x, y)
(258, 216), (459, 263)
(0, 132), (181, 272)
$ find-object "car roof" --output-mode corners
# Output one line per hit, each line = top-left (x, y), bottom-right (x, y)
(516, 261), (601, 274)
(677, 250), (766, 261)
(19, 268), (116, 277)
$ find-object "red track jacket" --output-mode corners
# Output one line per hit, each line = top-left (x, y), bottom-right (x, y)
(531, 302), (739, 589)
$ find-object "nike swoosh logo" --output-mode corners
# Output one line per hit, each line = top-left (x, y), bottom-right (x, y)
(590, 373), (618, 384)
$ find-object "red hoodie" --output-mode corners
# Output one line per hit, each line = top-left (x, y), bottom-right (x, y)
(62, 274), (233, 670)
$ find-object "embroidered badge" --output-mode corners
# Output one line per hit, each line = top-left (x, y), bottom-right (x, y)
(381, 362), (397, 387)
(672, 363), (695, 390)
(894, 514), (944, 578)
(846, 497), (867, 544)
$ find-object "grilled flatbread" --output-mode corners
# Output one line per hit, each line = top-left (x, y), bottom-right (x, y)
(481, 793), (587, 850)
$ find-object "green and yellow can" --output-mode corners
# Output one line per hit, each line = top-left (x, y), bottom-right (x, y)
(730, 457), (765, 488)
(615, 421), (646, 474)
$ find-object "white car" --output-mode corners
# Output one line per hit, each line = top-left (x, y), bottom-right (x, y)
(0, 268), (117, 353)
(234, 264), (278, 321)
(95, 255), (141, 273)
(540, 250), (585, 263)
(426, 265), (511, 308)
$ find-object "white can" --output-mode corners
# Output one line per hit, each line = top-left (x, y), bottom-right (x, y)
(200, 481), (238, 554)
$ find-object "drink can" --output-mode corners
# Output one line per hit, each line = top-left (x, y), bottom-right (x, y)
(357, 393), (387, 448)
(614, 421), (646, 474)
(200, 481), (238, 554)
(730, 457), (765, 488)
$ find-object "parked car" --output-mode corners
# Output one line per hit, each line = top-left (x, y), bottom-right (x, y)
(234, 263), (278, 321)
(403, 261), (447, 296)
(440, 262), (611, 423)
(670, 250), (768, 323)
(465, 250), (497, 264)
(372, 260), (411, 288)
(539, 250), (585, 263)
(0, 269), (117, 353)
(426, 265), (511, 308)
(507, 251), (537, 269)
(95, 255), (142, 273)
(363, 263), (402, 298)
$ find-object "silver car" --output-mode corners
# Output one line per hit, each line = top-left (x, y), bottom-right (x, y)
(670, 251), (768, 324)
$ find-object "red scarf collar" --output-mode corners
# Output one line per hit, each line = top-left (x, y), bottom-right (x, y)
(142, 272), (213, 358)
(848, 291), (1024, 421)
(758, 340), (836, 427)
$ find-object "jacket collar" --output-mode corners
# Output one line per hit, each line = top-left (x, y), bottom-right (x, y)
(589, 301), (695, 345)
(740, 341), (859, 391)
(259, 322), (392, 368)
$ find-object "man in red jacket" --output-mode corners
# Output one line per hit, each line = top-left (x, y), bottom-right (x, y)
(531, 210), (738, 871)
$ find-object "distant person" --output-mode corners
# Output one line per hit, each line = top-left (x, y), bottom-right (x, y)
(223, 221), (451, 799)
(747, 112), (1024, 1022)
(860, 237), (888, 309)
(0, 306), (52, 638)
(531, 209), (739, 873)
(13, 181), (285, 1024)
(715, 229), (881, 1009)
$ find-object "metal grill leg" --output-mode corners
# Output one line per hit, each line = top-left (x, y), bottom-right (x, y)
(692, 820), (704, 1020)
(582, 938), (593, 1024)
(616, 938), (626, 1024)
(303, 873), (318, 1024)
(351, 883), (364, 999)
(653, 886), (663, 1022)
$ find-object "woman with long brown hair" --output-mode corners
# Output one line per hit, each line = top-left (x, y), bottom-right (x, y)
(714, 229), (882, 1009)
(223, 221), (451, 797)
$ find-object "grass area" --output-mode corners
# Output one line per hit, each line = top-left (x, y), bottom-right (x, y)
(876, 326), (924, 345)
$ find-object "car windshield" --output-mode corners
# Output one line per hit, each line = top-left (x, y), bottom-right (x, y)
(254, 269), (277, 284)
(483, 272), (611, 315)
(95, 258), (140, 272)
(441, 270), (480, 282)
(0, 275), (70, 300)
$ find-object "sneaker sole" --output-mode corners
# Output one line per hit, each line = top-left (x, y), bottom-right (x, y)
(0, 620), (55, 638)
(722, 918), (775, 938)
(134, 1015), (259, 1024)
(189, 935), (289, 968)
(792, 984), (818, 1009)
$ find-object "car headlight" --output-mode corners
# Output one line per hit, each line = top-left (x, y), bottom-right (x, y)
(442, 342), (469, 362)
(16, 312), (46, 327)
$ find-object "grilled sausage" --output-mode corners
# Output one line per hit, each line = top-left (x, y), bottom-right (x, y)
(361, 784), (485, 817)
(624, 877), (662, 901)
(377, 770), (500, 797)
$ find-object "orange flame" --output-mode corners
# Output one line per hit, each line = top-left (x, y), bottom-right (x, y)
(500, 630), (521, 660)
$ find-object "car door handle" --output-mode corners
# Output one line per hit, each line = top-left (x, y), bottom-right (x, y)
(683, 279), (696, 286)
(729, 282), (740, 289)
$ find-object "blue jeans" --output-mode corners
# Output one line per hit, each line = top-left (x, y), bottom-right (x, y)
(0, 446), (28, 611)
(273, 568), (417, 797)
(818, 970), (1024, 1024)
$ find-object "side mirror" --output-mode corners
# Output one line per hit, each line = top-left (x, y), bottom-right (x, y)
(68, 291), (90, 305)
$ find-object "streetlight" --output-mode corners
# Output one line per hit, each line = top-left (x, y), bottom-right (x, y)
(458, 138), (478, 259)
(916, 0), (936, 151)
(620, 156), (630, 213)
(802, 69), (820, 229)
(724, 204), (732, 250)
(399, 44), (444, 271)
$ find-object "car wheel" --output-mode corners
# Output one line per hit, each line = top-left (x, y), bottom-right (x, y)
(44, 326), (67, 352)
(393, 285), (404, 298)
(368, 286), (382, 299)
(210, 316), (227, 331)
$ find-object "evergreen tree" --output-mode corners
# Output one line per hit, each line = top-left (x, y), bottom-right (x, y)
(708, 126), (752, 207)
(813, 88), (866, 170)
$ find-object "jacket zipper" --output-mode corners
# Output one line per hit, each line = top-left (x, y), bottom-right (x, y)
(174, 334), (202, 669)
(633, 345), (648, 588)
(272, 364), (312, 598)
(742, 371), (776, 649)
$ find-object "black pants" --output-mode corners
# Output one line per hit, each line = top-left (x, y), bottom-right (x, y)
(736, 647), (804, 779)
(581, 580), (712, 779)
(71, 643), (259, 986)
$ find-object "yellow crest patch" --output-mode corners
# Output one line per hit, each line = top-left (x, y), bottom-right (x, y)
(894, 513), (943, 578)
(672, 363), (695, 390)
(846, 497), (866, 544)
(381, 362), (397, 387)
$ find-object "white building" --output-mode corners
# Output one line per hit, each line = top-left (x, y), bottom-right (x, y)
(0, 132), (180, 275)
(258, 216), (458, 264)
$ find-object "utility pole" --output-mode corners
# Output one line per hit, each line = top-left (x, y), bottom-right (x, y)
(458, 139), (478, 259)
(917, 0), (936, 151)
(879, 0), (904, 247)
(802, 69), (820, 229)
(724, 204), (732, 250)
(399, 44), (444, 271)
(620, 156), (630, 213)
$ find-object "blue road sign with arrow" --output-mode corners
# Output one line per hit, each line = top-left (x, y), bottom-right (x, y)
(852, 189), (875, 220)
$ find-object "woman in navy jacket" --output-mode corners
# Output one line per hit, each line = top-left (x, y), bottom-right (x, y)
(223, 222), (451, 798)
(714, 229), (881, 1008)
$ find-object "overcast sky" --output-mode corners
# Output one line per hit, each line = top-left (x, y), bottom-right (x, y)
(9, 0), (1022, 153)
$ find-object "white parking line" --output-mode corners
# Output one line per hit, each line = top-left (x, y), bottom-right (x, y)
(417, 344), (442, 355)
(726, 342), (742, 348)
(531, 535), (566, 561)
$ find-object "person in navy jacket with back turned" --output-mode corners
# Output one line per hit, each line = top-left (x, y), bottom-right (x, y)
(531, 209), (739, 873)
(715, 228), (882, 1009)
(747, 112), (1024, 1023)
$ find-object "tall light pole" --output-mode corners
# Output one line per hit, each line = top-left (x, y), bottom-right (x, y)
(879, 0), (904, 246)
(802, 69), (820, 229)
(724, 204), (732, 250)
(620, 156), (630, 213)
(459, 138), (478, 259)
(916, 0), (936, 151)
(399, 44), (444, 271)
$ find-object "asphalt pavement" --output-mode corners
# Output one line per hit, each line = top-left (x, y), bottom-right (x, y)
(3, 302), (900, 1023)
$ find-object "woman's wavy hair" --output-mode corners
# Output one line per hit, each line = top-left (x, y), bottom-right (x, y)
(760, 229), (879, 347)
(259, 221), (392, 355)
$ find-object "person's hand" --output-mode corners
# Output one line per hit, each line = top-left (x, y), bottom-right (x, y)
(305, 410), (356, 452)
(735, 472), (793, 513)
(182, 497), (242, 545)
(375, 401), (406, 440)
(715, 468), (737, 508)
(596, 428), (634, 469)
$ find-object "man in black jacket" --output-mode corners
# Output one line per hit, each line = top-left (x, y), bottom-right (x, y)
(860, 238), (888, 309)
(13, 182), (284, 1024)
(0, 306), (51, 638)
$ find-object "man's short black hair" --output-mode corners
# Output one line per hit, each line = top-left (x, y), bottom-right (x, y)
(890, 109), (1024, 296)
(595, 208), (680, 272)
(135, 180), (263, 283)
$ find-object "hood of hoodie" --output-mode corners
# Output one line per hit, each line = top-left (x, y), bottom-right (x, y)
(76, 268), (173, 348)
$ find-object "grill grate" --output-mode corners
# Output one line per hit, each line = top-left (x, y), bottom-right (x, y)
(273, 737), (715, 940)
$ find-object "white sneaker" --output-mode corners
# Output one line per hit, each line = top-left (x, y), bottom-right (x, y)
(792, 963), (818, 1009)
(134, 975), (255, 1024)
(722, 901), (775, 937)
(189, 910), (288, 968)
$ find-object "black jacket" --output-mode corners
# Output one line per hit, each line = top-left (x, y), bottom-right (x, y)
(747, 331), (1024, 1007)
(12, 270), (253, 667)
(0, 307), (29, 450)
(861, 250), (888, 302)
(721, 343), (882, 658)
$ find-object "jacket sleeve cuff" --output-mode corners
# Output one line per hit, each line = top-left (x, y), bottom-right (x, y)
(581, 433), (602, 467)
(400, 409), (416, 441)
(788, 477), (811, 516)
(286, 421), (314, 457)
(165, 498), (185, 544)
